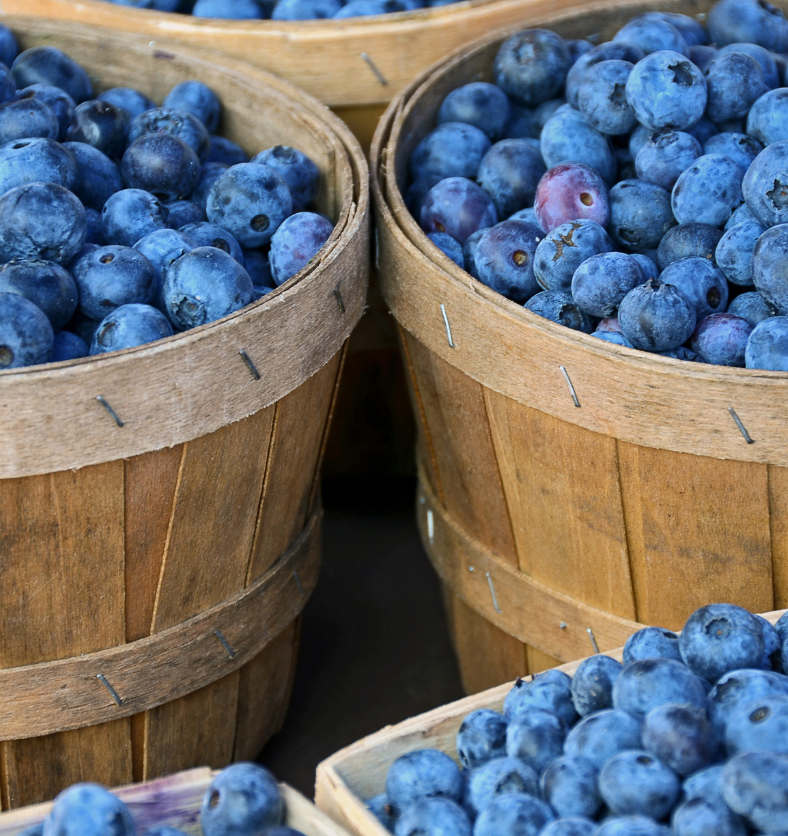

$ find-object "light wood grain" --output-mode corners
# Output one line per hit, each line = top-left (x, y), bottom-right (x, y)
(316, 609), (788, 836)
(0, 768), (352, 836)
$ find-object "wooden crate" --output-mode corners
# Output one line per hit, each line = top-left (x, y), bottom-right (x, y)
(0, 17), (368, 808)
(370, 0), (788, 694)
(0, 767), (352, 836)
(315, 609), (788, 836)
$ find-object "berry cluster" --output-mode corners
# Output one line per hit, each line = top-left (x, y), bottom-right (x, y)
(0, 31), (333, 369)
(368, 603), (788, 836)
(408, 0), (788, 370)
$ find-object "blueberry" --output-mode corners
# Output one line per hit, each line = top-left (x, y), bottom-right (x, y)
(593, 817), (671, 836)
(272, 0), (342, 18)
(0, 137), (78, 197)
(609, 179), (675, 251)
(0, 182), (85, 265)
(456, 709), (507, 770)
(704, 52), (767, 123)
(599, 750), (680, 820)
(613, 657), (708, 718)
(626, 51), (707, 131)
(505, 708), (565, 776)
(65, 99), (126, 159)
(145, 829), (190, 836)
(592, 329), (634, 346)
(635, 129), (702, 190)
(540, 106), (616, 187)
(716, 221), (765, 287)
(477, 139), (545, 219)
(102, 189), (168, 248)
(250, 146), (319, 211)
(494, 29), (570, 107)
(642, 703), (720, 775)
(42, 783), (134, 836)
(121, 134), (201, 202)
(472, 793), (554, 836)
(0, 26), (17, 69)
(746, 88), (788, 146)
(128, 107), (210, 161)
(465, 757), (538, 817)
(406, 175), (443, 218)
(538, 820), (594, 836)
(420, 177), (497, 244)
(744, 142), (788, 232)
(0, 98), (58, 144)
(193, 0), (266, 17)
(508, 207), (542, 229)
(462, 228), (486, 279)
(725, 694), (788, 756)
(0, 291), (53, 368)
(576, 59), (637, 135)
(728, 290), (776, 325)
(613, 14), (689, 56)
(242, 248), (274, 290)
(0, 258), (77, 330)
(90, 303), (173, 354)
(660, 257), (728, 319)
(567, 43), (645, 109)
(707, 668), (788, 736)
(757, 613), (782, 669)
(269, 212), (334, 285)
(534, 219), (611, 292)
(162, 246), (253, 330)
(657, 222), (724, 270)
(191, 162), (228, 211)
(623, 627), (682, 664)
(427, 232), (463, 268)
(16, 84), (73, 140)
(534, 162), (610, 232)
(410, 122), (491, 181)
(164, 81), (220, 134)
(474, 220), (542, 303)
(719, 42), (780, 88)
(539, 757), (600, 820)
(777, 611), (788, 644)
(165, 199), (205, 228)
(333, 0), (407, 18)
(365, 794), (394, 831)
(722, 750), (788, 831)
(681, 603), (766, 682)
(618, 278), (696, 352)
(681, 764), (727, 805)
(570, 654), (623, 716)
(96, 87), (155, 122)
(438, 83), (511, 142)
(567, 39), (595, 65)
(11, 47), (92, 104)
(530, 99), (565, 135)
(200, 763), (283, 836)
(72, 245), (155, 320)
(63, 141), (121, 211)
(207, 135), (248, 166)
(394, 797), (470, 836)
(686, 116), (719, 146)
(180, 221), (243, 263)
(745, 314), (788, 368)
(503, 671), (577, 727)
(671, 797), (747, 836)
(206, 163), (291, 248)
(51, 330), (88, 362)
(658, 345), (705, 361)
(564, 709), (642, 771)
(503, 104), (535, 139)
(659, 13), (707, 46)
(725, 202), (760, 230)
(133, 228), (195, 309)
(688, 44), (718, 73)
(690, 312), (752, 365)
(708, 0), (788, 53)
(672, 153), (744, 227)
(525, 290), (594, 331)
(387, 749), (462, 814)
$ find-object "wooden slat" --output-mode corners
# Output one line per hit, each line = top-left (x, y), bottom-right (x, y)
(770, 465), (788, 610)
(618, 442), (774, 630)
(0, 464), (130, 806)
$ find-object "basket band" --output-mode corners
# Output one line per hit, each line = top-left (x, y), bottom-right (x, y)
(416, 466), (642, 663)
(0, 507), (321, 741)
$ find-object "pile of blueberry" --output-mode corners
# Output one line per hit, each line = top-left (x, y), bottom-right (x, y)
(408, 0), (788, 370)
(101, 0), (460, 23)
(23, 762), (300, 836)
(367, 602), (788, 836)
(0, 29), (333, 370)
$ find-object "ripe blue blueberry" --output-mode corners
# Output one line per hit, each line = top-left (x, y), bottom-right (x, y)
(570, 654), (623, 716)
(660, 257), (728, 319)
(63, 141), (121, 211)
(90, 303), (173, 354)
(671, 797), (747, 836)
(465, 756), (538, 818)
(534, 219), (611, 293)
(539, 757), (600, 820)
(525, 290), (594, 331)
(179, 222), (243, 263)
(273, 0), (342, 18)
(438, 83), (511, 142)
(410, 122), (491, 181)
(462, 229), (486, 279)
(681, 764), (727, 805)
(716, 221), (765, 286)
(563, 709), (643, 771)
(722, 750), (788, 831)
(472, 793), (554, 836)
(386, 749), (462, 813)
(121, 134), (201, 202)
(593, 817), (671, 836)
(72, 245), (156, 321)
(707, 667), (788, 736)
(566, 43), (645, 109)
(708, 0), (788, 53)
(752, 221), (788, 315)
(728, 290), (776, 325)
(16, 84), (73, 140)
(65, 99), (126, 159)
(618, 279), (697, 352)
(474, 220), (542, 304)
(657, 223), (723, 270)
(641, 703), (720, 775)
(691, 312), (752, 365)
(672, 153), (744, 227)
(0, 98), (59, 144)
(269, 212), (334, 285)
(128, 106), (210, 161)
(0, 291), (53, 368)
(704, 52), (767, 123)
(243, 248), (274, 291)
(96, 87), (155, 121)
(505, 708), (565, 776)
(635, 128), (702, 190)
(623, 626), (682, 664)
(133, 228), (195, 309)
(11, 47), (92, 104)
(456, 709), (507, 770)
(250, 146), (319, 211)
(426, 232), (463, 268)
(539, 819), (595, 836)
(0, 137), (78, 197)
(193, 0), (267, 17)
(725, 694), (788, 755)
(394, 797), (470, 836)
(164, 81), (221, 134)
(200, 763), (283, 836)
(613, 657), (708, 718)
(166, 200), (205, 229)
(609, 179), (675, 251)
(102, 189), (168, 249)
(0, 258), (77, 330)
(366, 794), (394, 831)
(540, 106), (616, 187)
(576, 59), (637, 135)
(42, 784), (133, 836)
(477, 139), (545, 219)
(51, 330), (87, 362)
(598, 750), (680, 820)
(745, 314), (788, 369)
(420, 177), (497, 244)
(494, 29), (570, 107)
(613, 14), (690, 56)
(207, 135), (248, 166)
(744, 141), (788, 228)
(503, 671), (577, 727)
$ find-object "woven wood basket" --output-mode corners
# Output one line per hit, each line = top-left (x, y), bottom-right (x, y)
(370, 0), (788, 695)
(315, 609), (787, 836)
(1, 0), (601, 151)
(0, 17), (368, 809)
(0, 767), (352, 836)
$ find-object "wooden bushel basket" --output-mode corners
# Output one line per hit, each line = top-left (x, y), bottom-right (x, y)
(0, 767), (353, 836)
(0, 18), (368, 809)
(0, 0), (604, 151)
(371, 0), (788, 696)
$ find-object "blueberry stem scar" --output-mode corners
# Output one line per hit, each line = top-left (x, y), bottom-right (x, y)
(440, 304), (455, 348)
(559, 366), (581, 408)
(360, 53), (388, 86)
(239, 349), (261, 381)
(96, 395), (124, 427)
(486, 572), (502, 614)
(333, 287), (346, 314)
(214, 629), (236, 659)
(587, 628), (600, 655)
(96, 673), (123, 706)
(728, 407), (754, 444)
